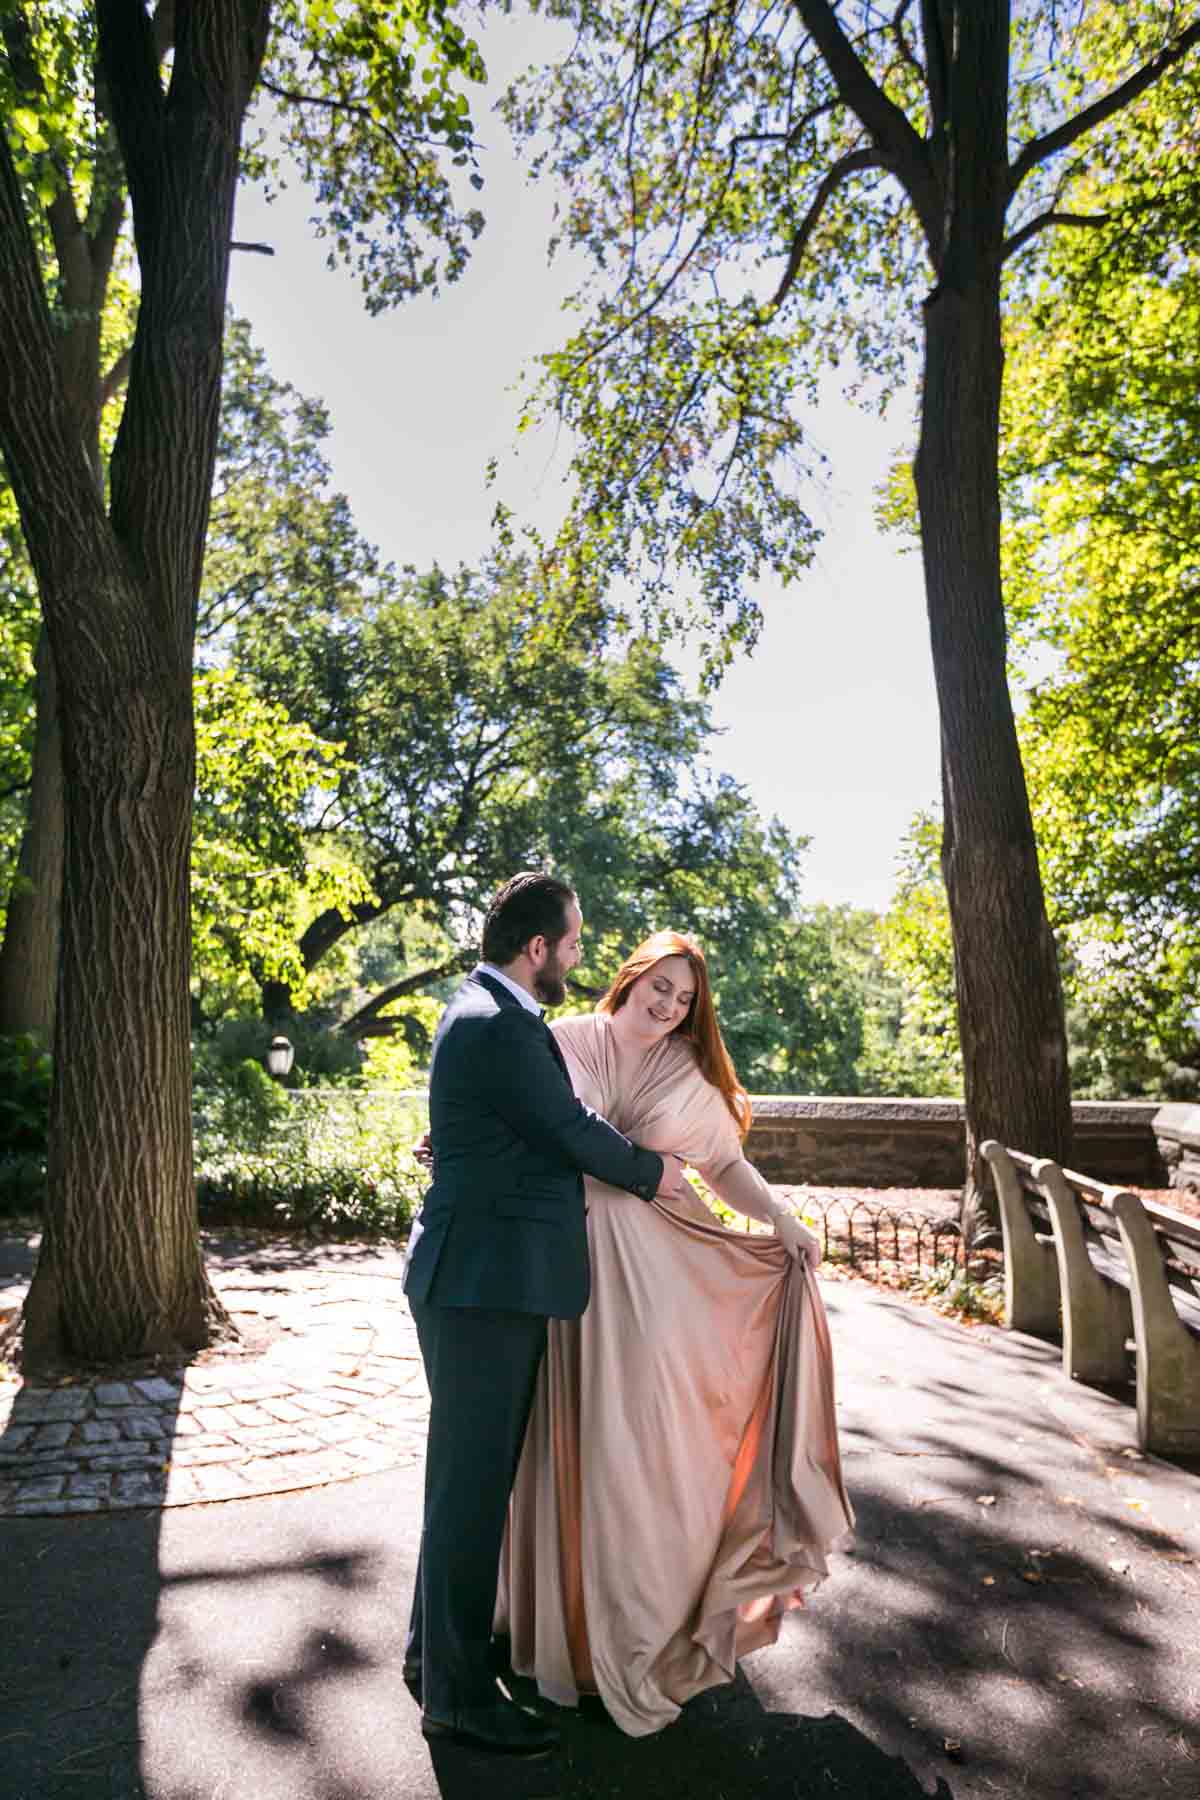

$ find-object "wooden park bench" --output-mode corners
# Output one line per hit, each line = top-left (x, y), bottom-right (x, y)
(980, 1140), (1200, 1457)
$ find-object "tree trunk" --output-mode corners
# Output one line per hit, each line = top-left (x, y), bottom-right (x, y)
(22, 648), (226, 1362)
(912, 0), (1072, 1242)
(914, 263), (1072, 1243)
(0, 631), (61, 1043)
(0, 0), (270, 1365)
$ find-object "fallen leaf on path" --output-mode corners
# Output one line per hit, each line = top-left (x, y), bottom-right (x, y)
(976, 1494), (997, 1506)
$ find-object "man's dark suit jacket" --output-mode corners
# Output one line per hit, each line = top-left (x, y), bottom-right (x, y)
(403, 969), (663, 1319)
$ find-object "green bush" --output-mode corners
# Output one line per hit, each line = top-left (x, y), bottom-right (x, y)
(0, 1034), (52, 1154)
(194, 1085), (428, 1238)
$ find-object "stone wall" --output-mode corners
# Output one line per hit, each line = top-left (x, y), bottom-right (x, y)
(1153, 1103), (1200, 1194)
(744, 1097), (1167, 1188)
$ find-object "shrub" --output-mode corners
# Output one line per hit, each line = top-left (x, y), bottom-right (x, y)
(194, 1085), (428, 1238)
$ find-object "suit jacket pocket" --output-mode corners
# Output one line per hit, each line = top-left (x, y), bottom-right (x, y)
(493, 1181), (566, 1222)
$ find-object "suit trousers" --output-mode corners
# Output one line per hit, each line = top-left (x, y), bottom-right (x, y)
(406, 1297), (548, 1714)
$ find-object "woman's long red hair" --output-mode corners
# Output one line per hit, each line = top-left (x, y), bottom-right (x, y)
(597, 930), (751, 1138)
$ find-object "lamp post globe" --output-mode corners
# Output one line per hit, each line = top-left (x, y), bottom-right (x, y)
(266, 1035), (295, 1080)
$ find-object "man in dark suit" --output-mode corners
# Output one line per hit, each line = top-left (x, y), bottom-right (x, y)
(403, 871), (683, 1754)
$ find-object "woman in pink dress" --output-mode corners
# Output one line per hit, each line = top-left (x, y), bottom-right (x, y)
(496, 930), (854, 1737)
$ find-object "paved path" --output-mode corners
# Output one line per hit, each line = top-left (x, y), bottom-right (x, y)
(3, 1233), (1200, 1800)
(0, 1233), (427, 1515)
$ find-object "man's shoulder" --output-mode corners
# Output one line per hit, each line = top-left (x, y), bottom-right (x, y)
(440, 976), (539, 1045)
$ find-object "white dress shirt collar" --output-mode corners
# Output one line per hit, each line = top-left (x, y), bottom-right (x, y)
(477, 962), (543, 1017)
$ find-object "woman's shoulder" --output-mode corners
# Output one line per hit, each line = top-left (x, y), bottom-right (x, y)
(550, 1010), (604, 1045)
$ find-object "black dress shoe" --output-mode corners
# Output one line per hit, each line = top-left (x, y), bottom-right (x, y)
(421, 1696), (560, 1756)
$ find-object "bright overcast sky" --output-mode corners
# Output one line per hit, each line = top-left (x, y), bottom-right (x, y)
(228, 14), (941, 914)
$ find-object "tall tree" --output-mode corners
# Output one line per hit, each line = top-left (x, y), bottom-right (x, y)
(500, 1), (1200, 1224)
(231, 550), (811, 1020)
(0, 0), (484, 1363)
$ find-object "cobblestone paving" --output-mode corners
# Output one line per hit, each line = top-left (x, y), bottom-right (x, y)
(0, 1235), (429, 1518)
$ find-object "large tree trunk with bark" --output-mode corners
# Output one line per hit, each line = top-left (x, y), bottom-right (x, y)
(912, 1), (1072, 1237)
(0, 633), (62, 1043)
(0, 0), (270, 1364)
(22, 637), (222, 1360)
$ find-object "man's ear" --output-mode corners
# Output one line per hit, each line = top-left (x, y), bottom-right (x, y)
(526, 934), (548, 966)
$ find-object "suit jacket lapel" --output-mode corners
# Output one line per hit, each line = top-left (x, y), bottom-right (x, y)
(471, 968), (575, 1091)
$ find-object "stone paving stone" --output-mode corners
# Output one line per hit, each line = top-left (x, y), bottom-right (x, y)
(68, 1473), (113, 1500)
(188, 1464), (254, 1502)
(300, 1415), (363, 1446)
(191, 1404), (238, 1433)
(288, 1393), (343, 1418)
(250, 1428), (324, 1455)
(223, 1381), (294, 1402)
(180, 1370), (234, 1394)
(134, 1377), (182, 1404)
(15, 1475), (66, 1502)
(0, 1424), (33, 1450)
(79, 1420), (121, 1444)
(328, 1375), (394, 1399)
(120, 1411), (167, 1440)
(171, 1441), (245, 1468)
(258, 1397), (309, 1425)
(87, 1446), (165, 1472)
(94, 1382), (137, 1408)
(163, 1466), (205, 1505)
(9, 1390), (89, 1423)
(31, 1421), (74, 1450)
(114, 1470), (167, 1503)
(229, 1402), (277, 1428)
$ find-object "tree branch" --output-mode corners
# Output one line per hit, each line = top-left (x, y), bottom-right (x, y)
(258, 76), (424, 178)
(336, 952), (475, 1035)
(1002, 207), (1110, 262)
(771, 146), (883, 308)
(97, 346), (132, 414)
(892, 0), (924, 87)
(793, 0), (940, 240)
(1009, 20), (1200, 196)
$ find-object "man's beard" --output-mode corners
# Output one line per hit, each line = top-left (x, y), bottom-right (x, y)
(533, 945), (568, 1008)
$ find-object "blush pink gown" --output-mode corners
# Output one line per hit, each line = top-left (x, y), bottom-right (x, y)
(495, 1013), (854, 1737)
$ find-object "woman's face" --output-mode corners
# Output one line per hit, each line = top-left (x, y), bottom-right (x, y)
(622, 955), (696, 1042)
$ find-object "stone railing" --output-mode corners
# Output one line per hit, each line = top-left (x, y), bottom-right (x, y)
(745, 1097), (1167, 1189)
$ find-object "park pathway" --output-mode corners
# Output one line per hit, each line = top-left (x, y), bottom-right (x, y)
(2, 1226), (1200, 1800)
(0, 1233), (427, 1514)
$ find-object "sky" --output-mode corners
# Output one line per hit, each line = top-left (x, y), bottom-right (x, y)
(228, 17), (942, 915)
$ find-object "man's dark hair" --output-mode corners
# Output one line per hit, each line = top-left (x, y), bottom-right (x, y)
(482, 872), (576, 966)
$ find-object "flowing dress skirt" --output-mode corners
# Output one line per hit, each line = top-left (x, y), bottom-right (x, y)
(497, 1184), (854, 1737)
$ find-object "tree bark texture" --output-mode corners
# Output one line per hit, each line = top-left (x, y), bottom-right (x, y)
(0, 632), (61, 1043)
(910, 2), (1072, 1229)
(0, 0), (270, 1362)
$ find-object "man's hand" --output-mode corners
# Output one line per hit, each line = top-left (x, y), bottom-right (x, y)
(774, 1210), (822, 1270)
(412, 1130), (433, 1169)
(654, 1153), (689, 1200)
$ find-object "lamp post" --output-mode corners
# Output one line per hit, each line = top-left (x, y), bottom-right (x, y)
(265, 1035), (295, 1081)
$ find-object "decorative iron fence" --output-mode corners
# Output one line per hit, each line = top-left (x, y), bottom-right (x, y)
(805, 1193), (965, 1276)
